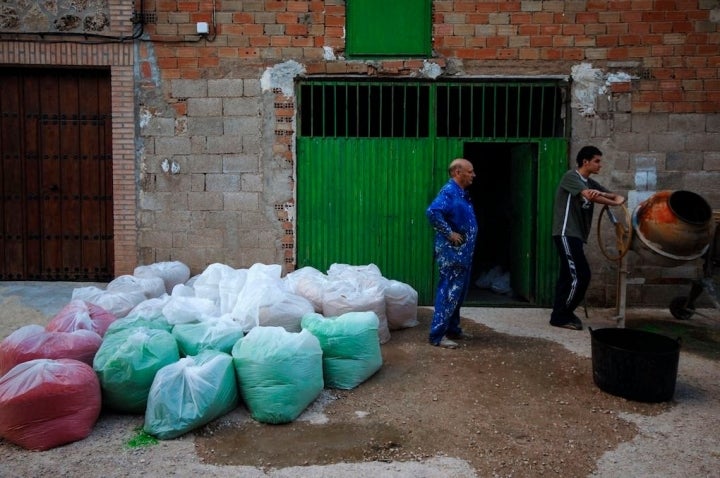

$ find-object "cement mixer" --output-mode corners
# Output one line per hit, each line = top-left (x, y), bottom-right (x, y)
(597, 190), (719, 327)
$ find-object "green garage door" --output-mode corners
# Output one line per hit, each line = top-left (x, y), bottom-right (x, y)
(296, 80), (568, 305)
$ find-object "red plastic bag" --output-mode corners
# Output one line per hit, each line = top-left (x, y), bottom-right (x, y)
(46, 299), (117, 337)
(0, 325), (102, 376)
(0, 358), (101, 450)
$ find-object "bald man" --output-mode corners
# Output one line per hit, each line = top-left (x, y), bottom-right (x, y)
(426, 158), (478, 349)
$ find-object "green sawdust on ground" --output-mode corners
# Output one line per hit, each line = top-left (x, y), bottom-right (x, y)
(126, 426), (159, 448)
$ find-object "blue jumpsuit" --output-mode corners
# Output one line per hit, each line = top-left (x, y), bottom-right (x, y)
(426, 179), (478, 345)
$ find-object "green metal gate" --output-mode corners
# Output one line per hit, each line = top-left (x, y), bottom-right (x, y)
(296, 80), (568, 305)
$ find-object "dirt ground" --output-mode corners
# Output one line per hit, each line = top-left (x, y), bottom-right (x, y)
(0, 284), (719, 477)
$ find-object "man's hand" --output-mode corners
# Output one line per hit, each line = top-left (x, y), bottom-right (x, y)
(449, 231), (464, 246)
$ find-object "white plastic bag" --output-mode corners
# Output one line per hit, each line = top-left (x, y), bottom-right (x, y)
(107, 274), (166, 299)
(71, 286), (146, 319)
(322, 281), (390, 344)
(284, 266), (328, 313)
(134, 261), (191, 294)
(383, 279), (419, 330)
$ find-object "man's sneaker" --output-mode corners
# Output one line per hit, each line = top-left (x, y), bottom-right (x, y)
(550, 318), (583, 330)
(432, 337), (459, 349)
(447, 331), (474, 340)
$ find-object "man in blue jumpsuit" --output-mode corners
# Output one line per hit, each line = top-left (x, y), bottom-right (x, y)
(426, 158), (478, 349)
(551, 145), (625, 330)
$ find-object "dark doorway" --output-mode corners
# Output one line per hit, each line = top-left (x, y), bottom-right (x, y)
(463, 143), (537, 306)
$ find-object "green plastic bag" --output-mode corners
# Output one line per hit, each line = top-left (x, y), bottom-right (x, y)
(301, 311), (383, 389)
(171, 318), (244, 356)
(231, 326), (323, 424)
(93, 327), (180, 413)
(104, 315), (172, 338)
(144, 350), (239, 439)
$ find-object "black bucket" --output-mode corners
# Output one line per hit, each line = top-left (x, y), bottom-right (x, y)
(590, 327), (680, 402)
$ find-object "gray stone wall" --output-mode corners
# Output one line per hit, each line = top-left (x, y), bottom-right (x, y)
(0, 0), (110, 33)
(137, 75), (289, 271)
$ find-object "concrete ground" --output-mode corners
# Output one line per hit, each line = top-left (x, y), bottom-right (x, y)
(1, 281), (719, 477)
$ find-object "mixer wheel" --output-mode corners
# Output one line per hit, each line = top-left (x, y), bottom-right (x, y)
(669, 296), (694, 320)
(597, 204), (633, 262)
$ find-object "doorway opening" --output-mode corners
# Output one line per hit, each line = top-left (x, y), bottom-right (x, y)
(463, 142), (537, 306)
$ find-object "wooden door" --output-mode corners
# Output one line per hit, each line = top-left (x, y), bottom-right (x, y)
(0, 67), (113, 281)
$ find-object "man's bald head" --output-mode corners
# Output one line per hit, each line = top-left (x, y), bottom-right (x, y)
(448, 158), (475, 189)
(448, 158), (471, 176)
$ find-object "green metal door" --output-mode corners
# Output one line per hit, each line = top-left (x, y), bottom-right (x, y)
(510, 144), (534, 301)
(535, 138), (569, 304)
(296, 79), (568, 306)
(296, 137), (437, 302)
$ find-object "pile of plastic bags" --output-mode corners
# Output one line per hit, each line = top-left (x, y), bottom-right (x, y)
(0, 260), (419, 450)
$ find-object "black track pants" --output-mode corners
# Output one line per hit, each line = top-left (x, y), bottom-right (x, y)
(551, 235), (591, 323)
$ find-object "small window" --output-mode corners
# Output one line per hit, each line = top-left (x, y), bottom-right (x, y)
(346, 0), (431, 58)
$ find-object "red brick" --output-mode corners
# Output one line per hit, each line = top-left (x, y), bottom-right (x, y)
(178, 57), (199, 68)
(607, 47), (629, 60)
(610, 82), (632, 93)
(286, 24), (308, 36)
(476, 2), (498, 13)
(498, 1), (521, 12)
(577, 12), (599, 24)
(251, 36), (272, 47)
(291, 37), (314, 47)
(563, 24), (584, 36)
(518, 25), (539, 36)
(177, 1), (200, 12)
(287, 1), (309, 13)
(325, 15), (344, 27)
(510, 13), (531, 24)
(540, 25), (562, 35)
(180, 68), (201, 79)
(157, 57), (178, 69)
(232, 13), (254, 23)
(562, 48), (584, 60)
(277, 12), (299, 24)
(497, 48), (518, 59)
(454, 1), (475, 13)
(239, 48), (260, 58)
(217, 47), (240, 58)
(487, 36), (508, 48)
(650, 22), (673, 34)
(198, 56), (219, 68)
(265, 1), (286, 12)
(530, 36), (552, 47)
(540, 49), (562, 60)
(607, 1), (632, 10)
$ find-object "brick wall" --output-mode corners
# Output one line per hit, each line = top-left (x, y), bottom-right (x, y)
(143, 0), (719, 112)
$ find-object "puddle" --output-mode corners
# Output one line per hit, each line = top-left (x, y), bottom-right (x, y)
(196, 421), (405, 467)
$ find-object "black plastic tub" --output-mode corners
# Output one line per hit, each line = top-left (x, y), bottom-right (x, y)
(590, 327), (680, 402)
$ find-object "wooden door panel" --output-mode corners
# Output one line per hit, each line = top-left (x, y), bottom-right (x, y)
(0, 68), (114, 281)
(0, 73), (25, 278)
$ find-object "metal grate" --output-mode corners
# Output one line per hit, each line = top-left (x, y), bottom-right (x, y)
(299, 82), (430, 138)
(436, 82), (564, 138)
(132, 11), (157, 24)
(298, 80), (567, 139)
